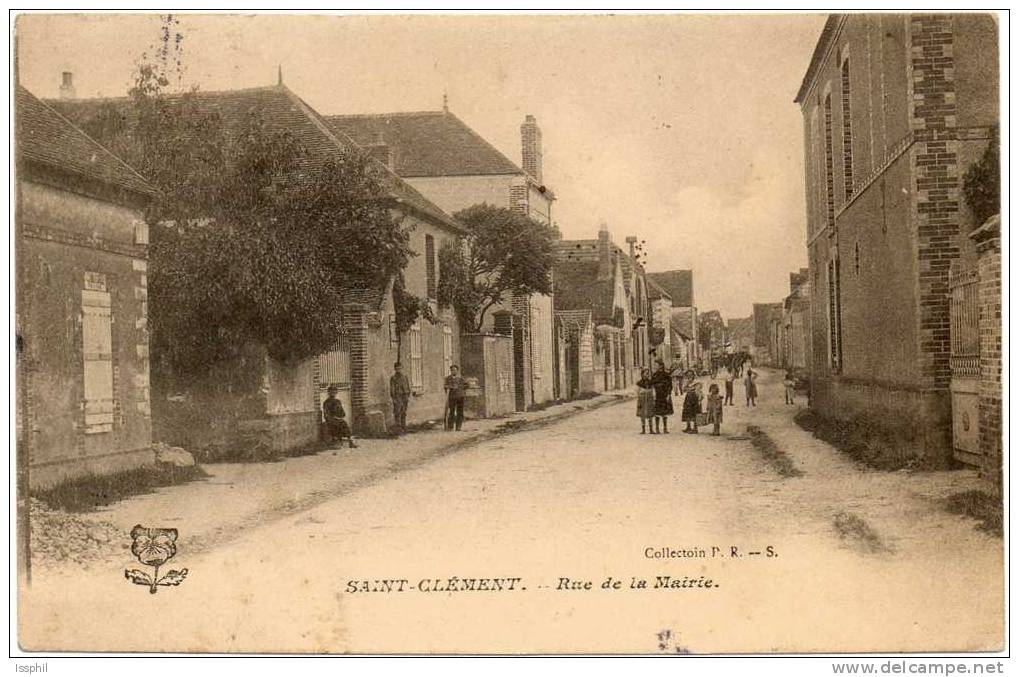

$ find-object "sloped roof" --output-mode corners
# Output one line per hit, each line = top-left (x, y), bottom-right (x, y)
(49, 85), (463, 233)
(326, 111), (524, 178)
(670, 307), (695, 336)
(553, 260), (619, 325)
(646, 276), (672, 301)
(17, 85), (155, 200)
(648, 270), (694, 307)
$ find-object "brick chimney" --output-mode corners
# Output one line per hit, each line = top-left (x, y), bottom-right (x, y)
(597, 226), (613, 281)
(59, 71), (75, 100)
(520, 114), (542, 183)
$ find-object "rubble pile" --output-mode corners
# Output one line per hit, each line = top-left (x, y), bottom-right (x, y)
(28, 498), (127, 566)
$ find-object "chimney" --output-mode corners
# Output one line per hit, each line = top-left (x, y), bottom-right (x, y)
(597, 226), (613, 281)
(366, 133), (394, 171)
(59, 71), (75, 100)
(520, 114), (543, 183)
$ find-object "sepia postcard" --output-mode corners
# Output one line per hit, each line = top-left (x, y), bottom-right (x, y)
(11, 11), (1006, 657)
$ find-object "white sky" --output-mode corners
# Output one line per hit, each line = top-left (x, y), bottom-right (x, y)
(16, 12), (826, 319)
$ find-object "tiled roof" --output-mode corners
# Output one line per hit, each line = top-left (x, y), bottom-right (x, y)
(670, 307), (695, 336)
(648, 270), (694, 307)
(49, 85), (463, 233)
(646, 276), (672, 301)
(326, 111), (524, 178)
(17, 85), (155, 199)
(553, 260), (618, 325)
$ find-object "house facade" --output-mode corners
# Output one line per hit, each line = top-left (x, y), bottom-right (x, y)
(16, 86), (157, 488)
(648, 270), (698, 368)
(55, 83), (465, 448)
(328, 108), (557, 409)
(796, 14), (998, 464)
(647, 277), (674, 364)
(782, 269), (812, 374)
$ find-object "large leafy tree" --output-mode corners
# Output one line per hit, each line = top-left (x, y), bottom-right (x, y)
(437, 203), (558, 332)
(82, 46), (414, 374)
(962, 126), (1000, 226)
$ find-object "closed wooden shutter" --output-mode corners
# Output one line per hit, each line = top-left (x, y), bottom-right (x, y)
(82, 284), (114, 434)
(425, 234), (436, 300)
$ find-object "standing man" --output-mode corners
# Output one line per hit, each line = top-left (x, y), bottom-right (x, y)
(444, 365), (467, 431)
(390, 362), (411, 433)
(323, 385), (357, 449)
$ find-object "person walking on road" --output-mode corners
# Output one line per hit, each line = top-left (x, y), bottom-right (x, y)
(323, 385), (357, 449)
(636, 368), (656, 434)
(389, 362), (411, 433)
(706, 383), (724, 436)
(783, 371), (796, 405)
(444, 365), (466, 431)
(650, 359), (676, 434)
(723, 368), (736, 406)
(745, 368), (758, 407)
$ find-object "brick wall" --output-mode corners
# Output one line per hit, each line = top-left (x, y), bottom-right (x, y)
(972, 220), (1001, 494)
(909, 14), (962, 391)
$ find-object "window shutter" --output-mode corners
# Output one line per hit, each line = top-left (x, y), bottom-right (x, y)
(82, 283), (114, 434)
(425, 234), (436, 300)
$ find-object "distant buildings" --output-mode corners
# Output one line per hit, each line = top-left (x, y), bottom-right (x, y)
(796, 13), (998, 464)
(648, 270), (699, 368)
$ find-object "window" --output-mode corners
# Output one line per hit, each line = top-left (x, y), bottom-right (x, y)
(823, 92), (836, 225)
(841, 56), (854, 199)
(531, 306), (543, 378)
(442, 325), (453, 374)
(82, 273), (114, 434)
(854, 242), (861, 275)
(409, 321), (423, 389)
(826, 257), (844, 373)
(425, 234), (436, 300)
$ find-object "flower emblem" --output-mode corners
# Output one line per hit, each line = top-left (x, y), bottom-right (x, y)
(125, 525), (188, 594)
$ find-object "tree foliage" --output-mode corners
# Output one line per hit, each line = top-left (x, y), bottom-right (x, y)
(962, 126), (1000, 226)
(81, 51), (416, 373)
(437, 203), (557, 332)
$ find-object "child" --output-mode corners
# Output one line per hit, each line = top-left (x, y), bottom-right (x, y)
(682, 382), (702, 434)
(784, 371), (796, 405)
(707, 383), (724, 436)
(723, 368), (735, 406)
(636, 368), (656, 434)
(745, 368), (758, 407)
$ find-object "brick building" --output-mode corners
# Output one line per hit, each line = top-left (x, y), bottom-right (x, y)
(16, 86), (157, 488)
(55, 83), (465, 447)
(795, 14), (998, 464)
(328, 107), (557, 409)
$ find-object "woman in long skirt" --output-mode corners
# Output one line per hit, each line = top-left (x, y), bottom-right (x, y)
(636, 368), (656, 434)
(745, 368), (758, 406)
(650, 359), (675, 434)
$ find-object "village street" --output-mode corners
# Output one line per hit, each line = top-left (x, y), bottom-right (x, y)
(19, 370), (1002, 654)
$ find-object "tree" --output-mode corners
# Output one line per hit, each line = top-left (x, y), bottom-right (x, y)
(81, 40), (417, 374)
(437, 204), (558, 332)
(962, 126), (1000, 226)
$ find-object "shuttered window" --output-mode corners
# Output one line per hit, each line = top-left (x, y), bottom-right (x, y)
(442, 325), (453, 374)
(425, 234), (436, 300)
(82, 274), (114, 434)
(409, 321), (423, 389)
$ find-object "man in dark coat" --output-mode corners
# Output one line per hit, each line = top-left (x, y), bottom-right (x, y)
(444, 365), (466, 431)
(650, 359), (675, 434)
(390, 362), (411, 433)
(323, 385), (357, 448)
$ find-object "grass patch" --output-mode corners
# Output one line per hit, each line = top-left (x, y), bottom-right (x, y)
(33, 463), (210, 513)
(945, 490), (1003, 537)
(746, 425), (804, 478)
(833, 510), (891, 554)
(794, 409), (923, 471)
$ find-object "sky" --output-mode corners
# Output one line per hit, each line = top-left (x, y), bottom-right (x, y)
(16, 12), (827, 319)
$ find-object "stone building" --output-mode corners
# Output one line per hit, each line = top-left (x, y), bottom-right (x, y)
(795, 14), (998, 464)
(16, 86), (157, 488)
(647, 277), (674, 364)
(782, 269), (812, 374)
(55, 83), (465, 447)
(328, 107), (557, 409)
(648, 270), (698, 367)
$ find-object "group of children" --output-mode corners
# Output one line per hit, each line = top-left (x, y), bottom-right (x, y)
(636, 368), (725, 436)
